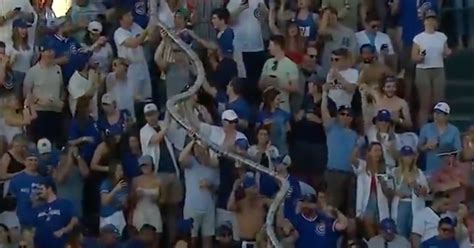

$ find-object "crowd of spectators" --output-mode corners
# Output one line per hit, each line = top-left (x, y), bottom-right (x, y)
(1, 0), (474, 247)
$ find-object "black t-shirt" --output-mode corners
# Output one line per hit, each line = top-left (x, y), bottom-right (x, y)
(293, 95), (334, 144)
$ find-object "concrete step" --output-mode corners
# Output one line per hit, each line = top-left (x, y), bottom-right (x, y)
(450, 114), (472, 131)
(446, 80), (474, 99)
(448, 97), (474, 115)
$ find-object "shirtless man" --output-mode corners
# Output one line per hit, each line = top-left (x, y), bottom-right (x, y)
(227, 174), (270, 245)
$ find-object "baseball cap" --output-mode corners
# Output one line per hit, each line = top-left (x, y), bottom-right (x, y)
(400, 146), (415, 156)
(216, 221), (233, 236)
(26, 147), (39, 158)
(49, 17), (67, 28)
(337, 105), (353, 114)
(39, 39), (55, 52)
(101, 224), (121, 237)
(272, 154), (292, 167)
(138, 155), (153, 167)
(37, 138), (52, 155)
(39, 176), (57, 191)
(101, 93), (116, 105)
(374, 109), (392, 123)
(175, 7), (191, 20)
(433, 102), (450, 115)
(439, 217), (457, 228)
(380, 218), (397, 234)
(104, 125), (123, 137)
(242, 175), (257, 189)
(13, 19), (32, 29)
(234, 138), (249, 150)
(221, 109), (238, 122)
(143, 103), (159, 114)
(424, 9), (437, 19)
(300, 193), (317, 203)
(88, 21), (103, 34)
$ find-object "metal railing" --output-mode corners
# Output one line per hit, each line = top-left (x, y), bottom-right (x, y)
(154, 22), (289, 247)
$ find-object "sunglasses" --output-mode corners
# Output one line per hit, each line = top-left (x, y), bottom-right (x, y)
(339, 112), (351, 117)
(331, 57), (340, 62)
(224, 119), (238, 124)
(441, 227), (453, 232)
(271, 60), (278, 71)
(308, 54), (317, 58)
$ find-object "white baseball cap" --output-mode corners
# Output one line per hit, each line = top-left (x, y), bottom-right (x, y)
(143, 103), (159, 114)
(433, 102), (450, 114)
(88, 21), (103, 34)
(221, 109), (238, 122)
(101, 93), (116, 105)
(37, 138), (52, 154)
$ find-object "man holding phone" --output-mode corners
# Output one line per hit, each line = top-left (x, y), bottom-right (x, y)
(0, 0), (36, 47)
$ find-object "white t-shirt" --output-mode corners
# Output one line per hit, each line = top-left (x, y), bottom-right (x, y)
(6, 46), (34, 73)
(114, 23), (147, 64)
(226, 0), (265, 52)
(412, 207), (448, 242)
(199, 123), (247, 146)
(355, 31), (394, 55)
(327, 68), (359, 107)
(105, 72), (135, 118)
(140, 122), (179, 175)
(67, 71), (97, 117)
(413, 31), (447, 69)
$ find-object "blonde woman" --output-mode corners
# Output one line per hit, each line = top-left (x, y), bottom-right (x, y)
(352, 142), (391, 238)
(390, 146), (428, 238)
(0, 93), (37, 144)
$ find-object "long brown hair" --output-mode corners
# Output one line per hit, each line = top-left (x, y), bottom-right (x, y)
(261, 87), (280, 112)
(396, 153), (418, 184)
(284, 22), (306, 53)
(366, 142), (385, 174)
(11, 27), (30, 51)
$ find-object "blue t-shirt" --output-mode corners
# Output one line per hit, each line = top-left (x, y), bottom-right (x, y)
(421, 237), (459, 248)
(68, 117), (102, 164)
(97, 110), (130, 134)
(227, 97), (251, 124)
(291, 213), (339, 248)
(419, 122), (462, 173)
(399, 0), (438, 45)
(100, 179), (128, 217)
(283, 175), (302, 219)
(121, 152), (141, 179)
(211, 58), (238, 102)
(33, 198), (77, 248)
(47, 34), (83, 84)
(325, 120), (358, 172)
(9, 172), (45, 226)
(257, 108), (291, 155)
(259, 173), (279, 198)
(217, 27), (234, 55)
(82, 237), (125, 248)
(38, 149), (61, 176)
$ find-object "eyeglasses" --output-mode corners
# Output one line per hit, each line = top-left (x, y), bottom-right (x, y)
(271, 60), (278, 71)
(339, 112), (351, 117)
(331, 57), (340, 62)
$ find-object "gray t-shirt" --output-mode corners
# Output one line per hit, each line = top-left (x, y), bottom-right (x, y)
(367, 235), (411, 248)
(183, 157), (219, 212)
(56, 165), (84, 217)
(321, 24), (357, 75)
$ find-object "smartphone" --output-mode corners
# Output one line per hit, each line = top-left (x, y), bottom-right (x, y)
(14, 7), (21, 11)
(421, 49), (427, 56)
(381, 44), (388, 50)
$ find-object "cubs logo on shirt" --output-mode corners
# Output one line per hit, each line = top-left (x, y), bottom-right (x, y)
(38, 207), (62, 221)
(315, 222), (326, 236)
(253, 8), (262, 19)
(135, 0), (147, 15)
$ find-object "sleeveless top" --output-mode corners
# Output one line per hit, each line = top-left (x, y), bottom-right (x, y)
(6, 152), (25, 173)
(295, 10), (318, 41)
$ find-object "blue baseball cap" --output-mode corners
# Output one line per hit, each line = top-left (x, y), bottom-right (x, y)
(26, 147), (39, 158)
(374, 109), (392, 123)
(300, 193), (317, 203)
(101, 224), (121, 237)
(400, 146), (415, 156)
(380, 218), (397, 234)
(439, 217), (457, 228)
(242, 175), (257, 189)
(39, 39), (55, 52)
(234, 138), (249, 150)
(13, 19), (32, 29)
(104, 125), (123, 137)
(271, 154), (292, 167)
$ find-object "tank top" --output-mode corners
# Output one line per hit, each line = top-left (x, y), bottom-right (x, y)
(295, 10), (318, 41)
(6, 152), (25, 173)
